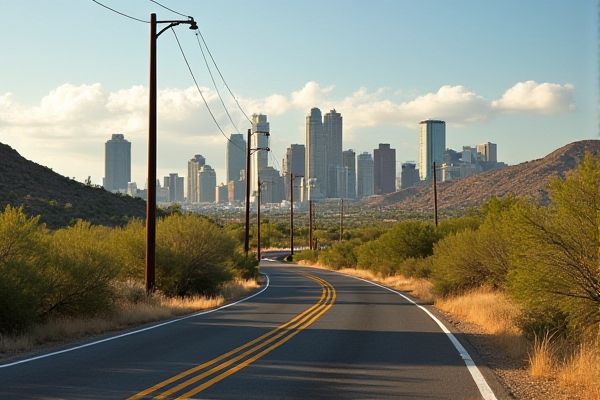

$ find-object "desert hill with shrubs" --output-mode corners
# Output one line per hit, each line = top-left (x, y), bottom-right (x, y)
(368, 139), (600, 211)
(0, 142), (145, 227)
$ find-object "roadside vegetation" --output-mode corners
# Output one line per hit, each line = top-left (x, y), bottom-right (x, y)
(295, 152), (600, 399)
(0, 209), (259, 355)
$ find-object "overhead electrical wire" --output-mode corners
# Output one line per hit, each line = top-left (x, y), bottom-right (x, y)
(195, 32), (241, 134)
(170, 27), (243, 151)
(90, 0), (149, 23)
(148, 0), (189, 18)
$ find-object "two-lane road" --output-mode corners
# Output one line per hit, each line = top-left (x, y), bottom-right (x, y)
(0, 260), (505, 399)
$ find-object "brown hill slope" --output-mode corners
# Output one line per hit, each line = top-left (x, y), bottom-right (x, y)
(0, 143), (146, 227)
(367, 139), (600, 212)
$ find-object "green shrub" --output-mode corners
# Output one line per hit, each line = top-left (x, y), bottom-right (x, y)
(318, 240), (358, 269)
(294, 249), (319, 263)
(155, 214), (235, 297)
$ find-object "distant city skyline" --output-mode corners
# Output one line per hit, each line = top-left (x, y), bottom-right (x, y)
(0, 1), (595, 186)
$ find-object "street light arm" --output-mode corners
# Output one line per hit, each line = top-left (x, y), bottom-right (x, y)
(156, 18), (198, 38)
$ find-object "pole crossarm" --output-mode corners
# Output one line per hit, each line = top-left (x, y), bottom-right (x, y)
(156, 18), (198, 38)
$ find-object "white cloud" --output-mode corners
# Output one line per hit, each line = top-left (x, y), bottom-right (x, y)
(0, 80), (576, 185)
(492, 80), (575, 113)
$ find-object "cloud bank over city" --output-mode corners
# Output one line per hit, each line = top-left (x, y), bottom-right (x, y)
(0, 79), (575, 185)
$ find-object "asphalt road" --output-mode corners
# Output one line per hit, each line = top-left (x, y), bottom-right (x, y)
(0, 259), (506, 399)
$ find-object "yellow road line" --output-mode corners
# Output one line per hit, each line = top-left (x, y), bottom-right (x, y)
(128, 273), (332, 400)
(155, 283), (332, 399)
(177, 281), (336, 399)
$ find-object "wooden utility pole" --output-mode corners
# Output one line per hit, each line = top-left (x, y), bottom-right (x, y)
(244, 128), (251, 257)
(257, 181), (262, 261)
(433, 161), (438, 227)
(309, 200), (313, 250)
(339, 198), (344, 241)
(290, 174), (295, 256)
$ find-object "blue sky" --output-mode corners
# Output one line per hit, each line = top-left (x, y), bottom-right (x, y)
(0, 0), (596, 186)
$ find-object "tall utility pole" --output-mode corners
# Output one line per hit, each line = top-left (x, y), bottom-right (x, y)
(433, 161), (438, 227)
(289, 173), (303, 256)
(244, 128), (269, 259)
(308, 200), (313, 250)
(244, 129), (252, 257)
(339, 198), (344, 241)
(257, 181), (262, 261)
(146, 13), (197, 294)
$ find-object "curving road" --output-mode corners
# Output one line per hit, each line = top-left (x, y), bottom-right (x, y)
(0, 259), (506, 399)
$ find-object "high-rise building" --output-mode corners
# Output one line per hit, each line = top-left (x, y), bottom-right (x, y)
(357, 152), (374, 199)
(216, 183), (229, 204)
(342, 149), (356, 199)
(400, 162), (419, 189)
(103, 133), (131, 193)
(227, 134), (246, 184)
(198, 165), (216, 203)
(164, 173), (184, 203)
(323, 109), (343, 197)
(374, 144), (396, 195)
(419, 120), (446, 181)
(305, 108), (328, 199)
(283, 144), (305, 201)
(251, 114), (270, 201)
(187, 154), (205, 203)
(228, 175), (245, 203)
(259, 167), (285, 204)
(477, 142), (497, 163)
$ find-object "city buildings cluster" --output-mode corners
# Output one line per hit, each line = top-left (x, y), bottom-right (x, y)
(103, 113), (503, 206)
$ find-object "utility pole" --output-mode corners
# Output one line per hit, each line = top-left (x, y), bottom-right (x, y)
(244, 128), (251, 257)
(257, 181), (262, 261)
(244, 128), (269, 259)
(146, 13), (197, 294)
(289, 173), (303, 256)
(309, 199), (313, 250)
(433, 161), (438, 227)
(339, 198), (344, 241)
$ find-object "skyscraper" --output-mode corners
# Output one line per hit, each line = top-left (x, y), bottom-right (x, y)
(103, 133), (131, 193)
(357, 152), (374, 199)
(164, 173), (184, 203)
(283, 144), (305, 201)
(374, 143), (396, 195)
(305, 108), (327, 199)
(216, 183), (228, 204)
(343, 149), (356, 199)
(419, 120), (446, 180)
(227, 134), (246, 184)
(476, 142), (497, 163)
(323, 109), (343, 197)
(198, 165), (216, 203)
(401, 162), (419, 189)
(187, 154), (205, 203)
(251, 114), (270, 201)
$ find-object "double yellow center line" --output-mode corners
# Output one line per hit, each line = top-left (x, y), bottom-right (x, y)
(129, 273), (336, 399)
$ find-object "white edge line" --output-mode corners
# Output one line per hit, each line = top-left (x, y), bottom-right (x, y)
(0, 273), (270, 369)
(316, 268), (498, 400)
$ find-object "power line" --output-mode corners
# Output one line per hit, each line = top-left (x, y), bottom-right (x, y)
(148, 0), (189, 18)
(194, 32), (240, 134)
(90, 0), (149, 23)
(196, 29), (252, 123)
(170, 27), (243, 151)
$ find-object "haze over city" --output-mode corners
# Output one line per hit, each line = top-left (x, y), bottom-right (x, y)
(0, 0), (596, 186)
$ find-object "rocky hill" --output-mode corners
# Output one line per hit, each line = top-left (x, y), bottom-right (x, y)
(367, 139), (600, 212)
(0, 143), (146, 227)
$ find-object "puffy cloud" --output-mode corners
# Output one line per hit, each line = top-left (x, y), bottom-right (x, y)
(291, 81), (335, 109)
(492, 80), (575, 113)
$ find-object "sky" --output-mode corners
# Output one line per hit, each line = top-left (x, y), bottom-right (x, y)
(0, 0), (597, 186)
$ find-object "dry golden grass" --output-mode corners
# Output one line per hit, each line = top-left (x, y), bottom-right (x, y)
(528, 333), (556, 378)
(558, 342), (600, 400)
(435, 286), (528, 358)
(0, 278), (259, 357)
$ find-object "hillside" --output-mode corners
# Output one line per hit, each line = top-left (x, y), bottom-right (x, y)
(0, 143), (146, 227)
(367, 139), (600, 212)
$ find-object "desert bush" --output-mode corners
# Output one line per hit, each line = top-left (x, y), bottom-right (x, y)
(155, 214), (235, 297)
(294, 249), (320, 263)
(508, 153), (600, 337)
(318, 240), (358, 269)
